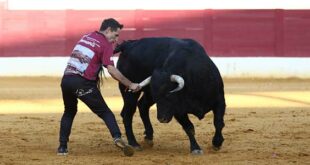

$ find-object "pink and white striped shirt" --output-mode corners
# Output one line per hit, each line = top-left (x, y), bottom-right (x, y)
(64, 31), (114, 81)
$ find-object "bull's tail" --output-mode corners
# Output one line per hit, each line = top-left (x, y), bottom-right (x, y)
(212, 79), (226, 149)
(219, 78), (226, 109)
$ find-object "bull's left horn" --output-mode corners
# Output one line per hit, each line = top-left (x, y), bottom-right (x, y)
(170, 75), (184, 93)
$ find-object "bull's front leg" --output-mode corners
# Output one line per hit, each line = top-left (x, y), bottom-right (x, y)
(174, 114), (203, 155)
(212, 98), (226, 150)
(120, 85), (142, 150)
(137, 89), (155, 148)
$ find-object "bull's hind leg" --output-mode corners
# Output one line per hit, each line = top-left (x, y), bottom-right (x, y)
(119, 84), (142, 150)
(137, 88), (155, 148)
(212, 97), (226, 150)
(174, 114), (203, 155)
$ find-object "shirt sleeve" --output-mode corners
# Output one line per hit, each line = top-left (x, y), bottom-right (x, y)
(102, 43), (115, 68)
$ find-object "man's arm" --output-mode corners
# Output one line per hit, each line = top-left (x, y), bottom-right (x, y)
(106, 65), (140, 92)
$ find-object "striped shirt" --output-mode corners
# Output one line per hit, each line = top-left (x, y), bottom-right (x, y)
(64, 31), (114, 80)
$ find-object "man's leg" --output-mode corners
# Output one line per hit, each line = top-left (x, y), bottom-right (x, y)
(78, 84), (134, 156)
(58, 78), (78, 155)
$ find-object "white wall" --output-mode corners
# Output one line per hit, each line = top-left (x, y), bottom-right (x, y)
(1, 57), (310, 78)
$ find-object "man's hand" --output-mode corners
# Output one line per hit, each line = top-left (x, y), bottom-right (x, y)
(106, 65), (142, 92)
(128, 83), (141, 93)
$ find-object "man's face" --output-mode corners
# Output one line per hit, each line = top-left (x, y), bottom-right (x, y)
(106, 27), (120, 43)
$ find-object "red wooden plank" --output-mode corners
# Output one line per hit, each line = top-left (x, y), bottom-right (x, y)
(212, 10), (275, 57)
(0, 9), (310, 57)
(283, 10), (310, 57)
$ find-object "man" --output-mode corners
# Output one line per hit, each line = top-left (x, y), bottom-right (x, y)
(57, 18), (140, 157)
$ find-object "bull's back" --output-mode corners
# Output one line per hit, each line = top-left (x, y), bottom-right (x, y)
(118, 37), (184, 71)
(117, 38), (176, 81)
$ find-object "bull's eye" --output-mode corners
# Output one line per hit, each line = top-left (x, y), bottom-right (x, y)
(165, 93), (172, 97)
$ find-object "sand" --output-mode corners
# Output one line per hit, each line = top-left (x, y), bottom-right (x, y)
(0, 77), (309, 165)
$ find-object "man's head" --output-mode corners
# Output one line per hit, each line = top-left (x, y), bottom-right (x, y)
(99, 18), (123, 43)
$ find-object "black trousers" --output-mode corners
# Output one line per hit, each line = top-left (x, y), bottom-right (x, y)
(59, 75), (121, 145)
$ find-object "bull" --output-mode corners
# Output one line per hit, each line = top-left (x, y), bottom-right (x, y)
(114, 37), (226, 155)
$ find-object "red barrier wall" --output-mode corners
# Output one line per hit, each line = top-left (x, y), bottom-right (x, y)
(0, 6), (310, 57)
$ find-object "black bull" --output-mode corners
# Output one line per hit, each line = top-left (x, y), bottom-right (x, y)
(114, 37), (226, 154)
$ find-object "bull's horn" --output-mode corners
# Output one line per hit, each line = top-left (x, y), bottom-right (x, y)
(138, 76), (151, 87)
(170, 75), (184, 93)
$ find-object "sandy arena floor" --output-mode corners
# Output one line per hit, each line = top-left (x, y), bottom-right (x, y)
(0, 77), (309, 165)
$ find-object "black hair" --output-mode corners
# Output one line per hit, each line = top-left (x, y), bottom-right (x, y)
(99, 18), (123, 31)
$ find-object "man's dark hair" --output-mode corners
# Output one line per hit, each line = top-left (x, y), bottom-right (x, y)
(99, 18), (123, 31)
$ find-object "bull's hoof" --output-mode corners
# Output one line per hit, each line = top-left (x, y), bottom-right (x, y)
(143, 138), (154, 148)
(212, 145), (221, 151)
(191, 149), (204, 155)
(123, 145), (135, 157)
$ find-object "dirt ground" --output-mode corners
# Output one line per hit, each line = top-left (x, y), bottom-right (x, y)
(0, 77), (309, 165)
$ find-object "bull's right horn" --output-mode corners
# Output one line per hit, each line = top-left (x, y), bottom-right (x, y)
(170, 75), (184, 93)
(138, 76), (151, 87)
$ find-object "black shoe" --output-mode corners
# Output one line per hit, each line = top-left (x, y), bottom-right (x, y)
(114, 138), (134, 157)
(57, 145), (68, 156)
